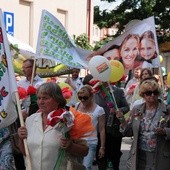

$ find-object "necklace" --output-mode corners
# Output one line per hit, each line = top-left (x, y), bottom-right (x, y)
(142, 105), (158, 132)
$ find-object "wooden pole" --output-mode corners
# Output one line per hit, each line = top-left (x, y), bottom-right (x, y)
(15, 92), (32, 170)
(0, 9), (32, 170)
(30, 58), (36, 85)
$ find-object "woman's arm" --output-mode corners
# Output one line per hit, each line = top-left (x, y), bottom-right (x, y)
(98, 114), (106, 158)
(60, 137), (88, 157)
(18, 126), (27, 155)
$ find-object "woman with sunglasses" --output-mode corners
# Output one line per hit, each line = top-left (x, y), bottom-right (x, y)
(116, 79), (170, 170)
(76, 85), (105, 170)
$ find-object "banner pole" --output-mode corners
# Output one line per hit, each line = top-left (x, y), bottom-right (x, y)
(15, 92), (32, 170)
(30, 58), (36, 85)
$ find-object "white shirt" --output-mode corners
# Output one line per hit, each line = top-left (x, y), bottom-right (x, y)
(25, 112), (61, 170)
(17, 75), (44, 89)
(76, 104), (105, 145)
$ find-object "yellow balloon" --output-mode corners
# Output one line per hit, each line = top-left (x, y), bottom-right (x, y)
(159, 55), (163, 63)
(109, 60), (125, 82)
(167, 72), (170, 87)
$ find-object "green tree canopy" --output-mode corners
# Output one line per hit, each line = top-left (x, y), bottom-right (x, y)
(94, 0), (170, 44)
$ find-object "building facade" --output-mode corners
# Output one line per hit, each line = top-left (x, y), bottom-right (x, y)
(1, 0), (94, 50)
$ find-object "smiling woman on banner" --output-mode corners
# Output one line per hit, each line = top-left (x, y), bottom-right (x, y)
(120, 34), (141, 70)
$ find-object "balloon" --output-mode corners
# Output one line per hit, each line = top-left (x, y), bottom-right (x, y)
(88, 55), (111, 82)
(58, 82), (73, 103)
(167, 72), (170, 87)
(109, 60), (125, 82)
(159, 55), (163, 63)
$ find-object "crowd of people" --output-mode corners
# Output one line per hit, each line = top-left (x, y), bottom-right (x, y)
(1, 57), (170, 170)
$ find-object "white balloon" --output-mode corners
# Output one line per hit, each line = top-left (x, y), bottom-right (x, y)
(88, 55), (111, 82)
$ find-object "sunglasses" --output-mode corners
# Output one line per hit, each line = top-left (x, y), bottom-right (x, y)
(144, 90), (159, 96)
(78, 96), (89, 101)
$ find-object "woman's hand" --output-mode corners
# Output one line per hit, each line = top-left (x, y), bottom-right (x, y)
(155, 127), (166, 136)
(98, 147), (105, 159)
(18, 126), (27, 139)
(22, 110), (28, 120)
(60, 136), (72, 149)
(115, 110), (124, 119)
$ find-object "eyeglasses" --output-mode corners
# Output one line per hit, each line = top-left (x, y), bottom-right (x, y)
(144, 90), (159, 96)
(78, 96), (89, 101)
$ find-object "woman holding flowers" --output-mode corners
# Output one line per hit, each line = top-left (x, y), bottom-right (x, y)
(18, 82), (89, 170)
(116, 79), (170, 170)
(76, 85), (106, 170)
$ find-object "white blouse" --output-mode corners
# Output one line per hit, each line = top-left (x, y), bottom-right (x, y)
(25, 112), (61, 170)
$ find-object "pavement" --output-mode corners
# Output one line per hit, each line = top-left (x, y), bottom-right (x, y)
(92, 137), (132, 170)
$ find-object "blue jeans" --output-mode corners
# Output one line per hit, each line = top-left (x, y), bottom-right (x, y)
(83, 143), (97, 170)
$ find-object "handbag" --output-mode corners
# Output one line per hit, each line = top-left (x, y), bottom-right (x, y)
(8, 122), (21, 154)
(10, 133), (21, 154)
(66, 139), (86, 170)
(66, 157), (85, 170)
(106, 114), (123, 137)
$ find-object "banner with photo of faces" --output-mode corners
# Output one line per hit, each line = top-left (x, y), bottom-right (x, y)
(90, 16), (160, 71)
(36, 11), (159, 71)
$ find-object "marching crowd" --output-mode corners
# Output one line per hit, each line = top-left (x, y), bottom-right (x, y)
(0, 57), (170, 170)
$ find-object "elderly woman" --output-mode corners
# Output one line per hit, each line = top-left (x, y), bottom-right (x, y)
(116, 79), (170, 170)
(18, 82), (88, 170)
(76, 85), (105, 170)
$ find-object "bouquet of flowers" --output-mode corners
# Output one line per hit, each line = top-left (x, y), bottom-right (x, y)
(47, 107), (95, 170)
(158, 115), (169, 128)
(18, 86), (30, 112)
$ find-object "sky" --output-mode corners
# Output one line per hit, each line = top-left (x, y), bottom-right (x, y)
(93, 0), (123, 11)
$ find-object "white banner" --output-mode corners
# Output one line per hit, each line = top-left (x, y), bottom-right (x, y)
(36, 10), (91, 69)
(0, 9), (17, 129)
(88, 16), (160, 71)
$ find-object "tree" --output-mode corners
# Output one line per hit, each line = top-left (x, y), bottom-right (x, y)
(94, 0), (170, 44)
(74, 33), (93, 50)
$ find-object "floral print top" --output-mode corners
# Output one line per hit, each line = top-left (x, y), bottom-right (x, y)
(0, 127), (16, 170)
(139, 109), (160, 152)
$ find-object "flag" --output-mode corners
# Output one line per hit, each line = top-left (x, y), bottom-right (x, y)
(88, 17), (160, 71)
(36, 10), (92, 69)
(0, 9), (18, 129)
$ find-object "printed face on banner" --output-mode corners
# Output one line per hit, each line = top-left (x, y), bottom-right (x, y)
(87, 17), (160, 71)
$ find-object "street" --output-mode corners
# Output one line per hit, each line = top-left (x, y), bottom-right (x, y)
(93, 137), (132, 170)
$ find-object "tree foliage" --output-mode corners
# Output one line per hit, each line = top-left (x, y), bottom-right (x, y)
(94, 0), (170, 44)
(74, 33), (93, 50)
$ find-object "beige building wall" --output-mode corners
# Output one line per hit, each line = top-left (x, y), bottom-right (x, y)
(1, 0), (93, 50)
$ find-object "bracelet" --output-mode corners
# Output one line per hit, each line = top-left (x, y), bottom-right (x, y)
(100, 147), (105, 149)
(118, 116), (125, 123)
